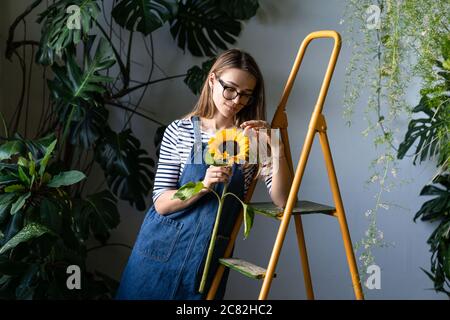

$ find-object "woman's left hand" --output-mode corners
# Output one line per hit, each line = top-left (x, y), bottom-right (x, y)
(239, 120), (271, 132)
(240, 120), (272, 146)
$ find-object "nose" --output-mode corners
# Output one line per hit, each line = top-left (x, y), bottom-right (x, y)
(232, 94), (243, 105)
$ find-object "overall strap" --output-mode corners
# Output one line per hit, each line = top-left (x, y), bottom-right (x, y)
(191, 116), (203, 163)
(192, 116), (202, 144)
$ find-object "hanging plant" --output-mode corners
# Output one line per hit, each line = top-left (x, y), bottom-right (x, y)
(342, 0), (449, 288)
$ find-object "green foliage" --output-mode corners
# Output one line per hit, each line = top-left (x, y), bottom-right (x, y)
(396, 39), (450, 296)
(4, 0), (260, 300)
(414, 174), (450, 297)
(37, 0), (100, 63)
(0, 137), (112, 299)
(172, 181), (205, 201)
(73, 190), (120, 244)
(170, 0), (258, 57)
(344, 0), (450, 293)
(95, 128), (155, 211)
(112, 0), (177, 35)
(185, 58), (216, 94)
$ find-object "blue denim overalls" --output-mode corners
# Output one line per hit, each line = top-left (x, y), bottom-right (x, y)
(116, 116), (244, 300)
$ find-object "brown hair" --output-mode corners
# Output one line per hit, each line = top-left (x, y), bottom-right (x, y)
(184, 49), (266, 125)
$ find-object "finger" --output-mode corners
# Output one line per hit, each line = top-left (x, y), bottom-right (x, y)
(240, 120), (269, 128)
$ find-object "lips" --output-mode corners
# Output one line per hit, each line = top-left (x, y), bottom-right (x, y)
(225, 104), (237, 112)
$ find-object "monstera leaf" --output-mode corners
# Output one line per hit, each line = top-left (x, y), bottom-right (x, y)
(70, 105), (109, 149)
(95, 128), (155, 210)
(184, 58), (216, 94)
(112, 0), (177, 35)
(73, 190), (120, 244)
(170, 0), (241, 57)
(397, 96), (445, 165)
(37, 0), (100, 63)
(48, 38), (115, 142)
(414, 174), (450, 222)
(48, 37), (115, 108)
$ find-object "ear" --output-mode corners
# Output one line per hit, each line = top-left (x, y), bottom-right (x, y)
(208, 73), (215, 89)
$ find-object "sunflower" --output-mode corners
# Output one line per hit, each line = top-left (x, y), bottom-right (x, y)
(207, 128), (249, 165)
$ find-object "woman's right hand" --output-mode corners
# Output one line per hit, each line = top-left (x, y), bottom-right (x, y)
(202, 165), (232, 189)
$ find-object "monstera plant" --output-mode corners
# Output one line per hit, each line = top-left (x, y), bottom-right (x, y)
(2, 0), (260, 299)
(397, 36), (450, 297)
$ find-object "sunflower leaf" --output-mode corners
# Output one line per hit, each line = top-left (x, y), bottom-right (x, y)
(242, 203), (255, 239)
(172, 181), (205, 201)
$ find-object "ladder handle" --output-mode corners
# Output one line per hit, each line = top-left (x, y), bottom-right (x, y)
(272, 30), (341, 128)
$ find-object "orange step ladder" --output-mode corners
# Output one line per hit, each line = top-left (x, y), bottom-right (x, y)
(206, 30), (364, 300)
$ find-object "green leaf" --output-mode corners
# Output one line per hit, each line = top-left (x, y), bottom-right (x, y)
(10, 192), (31, 215)
(184, 58), (216, 95)
(17, 157), (29, 167)
(15, 264), (40, 300)
(204, 149), (216, 165)
(70, 105), (109, 149)
(47, 170), (86, 188)
(4, 184), (25, 193)
(0, 193), (16, 206)
(242, 204), (255, 239)
(0, 174), (19, 185)
(28, 153), (36, 177)
(40, 198), (63, 234)
(17, 166), (30, 186)
(48, 39), (115, 145)
(39, 139), (57, 177)
(397, 97), (443, 164)
(414, 174), (450, 222)
(170, 0), (241, 57)
(37, 0), (100, 59)
(0, 222), (52, 254)
(0, 202), (12, 225)
(95, 128), (154, 211)
(73, 190), (120, 243)
(172, 181), (205, 201)
(112, 0), (177, 35)
(0, 141), (24, 161)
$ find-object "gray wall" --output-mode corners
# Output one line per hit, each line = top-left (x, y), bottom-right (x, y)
(0, 0), (444, 300)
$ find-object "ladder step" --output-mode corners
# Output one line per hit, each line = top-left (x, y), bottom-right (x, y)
(219, 258), (276, 280)
(249, 200), (336, 219)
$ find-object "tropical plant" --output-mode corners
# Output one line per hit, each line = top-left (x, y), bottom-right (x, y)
(397, 36), (450, 296)
(0, 135), (119, 299)
(2, 0), (260, 299)
(342, 0), (449, 288)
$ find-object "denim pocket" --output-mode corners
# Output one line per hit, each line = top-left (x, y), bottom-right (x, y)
(138, 210), (183, 262)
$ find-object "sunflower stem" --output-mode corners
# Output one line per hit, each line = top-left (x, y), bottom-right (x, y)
(199, 182), (228, 294)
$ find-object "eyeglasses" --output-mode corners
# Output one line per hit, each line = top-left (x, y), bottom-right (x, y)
(217, 78), (254, 105)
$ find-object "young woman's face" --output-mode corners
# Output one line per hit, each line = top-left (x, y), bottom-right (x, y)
(209, 68), (257, 120)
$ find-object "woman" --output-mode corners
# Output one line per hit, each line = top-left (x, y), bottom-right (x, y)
(116, 49), (292, 300)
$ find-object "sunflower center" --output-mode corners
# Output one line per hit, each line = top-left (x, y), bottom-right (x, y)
(220, 141), (240, 157)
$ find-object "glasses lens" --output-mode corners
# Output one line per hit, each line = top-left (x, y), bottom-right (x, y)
(223, 87), (237, 100)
